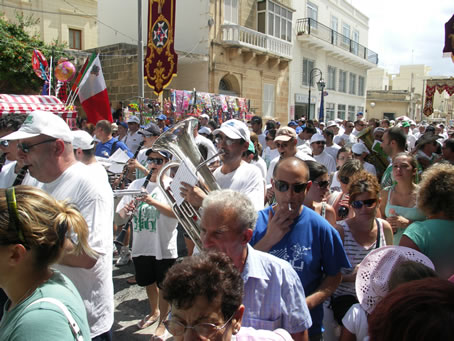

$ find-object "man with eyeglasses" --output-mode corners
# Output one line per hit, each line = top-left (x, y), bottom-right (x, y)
(200, 189), (312, 341)
(3, 110), (114, 340)
(310, 134), (336, 174)
(0, 113), (40, 188)
(117, 149), (178, 337)
(181, 119), (264, 211)
(352, 119), (366, 137)
(251, 157), (350, 341)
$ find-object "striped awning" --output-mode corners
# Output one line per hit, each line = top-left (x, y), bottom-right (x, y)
(0, 94), (77, 119)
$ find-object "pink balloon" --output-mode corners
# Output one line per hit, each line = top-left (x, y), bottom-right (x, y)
(54, 61), (76, 82)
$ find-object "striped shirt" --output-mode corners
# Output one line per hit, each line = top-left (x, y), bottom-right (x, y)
(334, 219), (387, 297)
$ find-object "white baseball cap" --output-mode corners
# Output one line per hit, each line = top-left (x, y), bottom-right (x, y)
(72, 130), (95, 150)
(127, 115), (140, 124)
(352, 142), (369, 155)
(213, 119), (250, 142)
(310, 133), (326, 144)
(326, 120), (338, 128)
(200, 114), (210, 120)
(2, 110), (73, 143)
(198, 126), (212, 135)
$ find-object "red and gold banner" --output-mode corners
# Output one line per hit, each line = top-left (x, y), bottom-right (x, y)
(423, 79), (454, 116)
(145, 0), (178, 95)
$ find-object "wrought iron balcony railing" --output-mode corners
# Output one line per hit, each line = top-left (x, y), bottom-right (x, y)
(296, 18), (378, 64)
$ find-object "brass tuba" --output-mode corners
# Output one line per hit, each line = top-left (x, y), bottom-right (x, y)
(152, 118), (221, 249)
(356, 126), (389, 179)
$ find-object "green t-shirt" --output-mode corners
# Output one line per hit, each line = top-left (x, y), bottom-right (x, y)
(0, 270), (91, 340)
(403, 219), (454, 279)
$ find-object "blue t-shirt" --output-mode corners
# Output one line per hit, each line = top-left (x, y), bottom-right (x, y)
(251, 205), (351, 336)
(95, 137), (133, 158)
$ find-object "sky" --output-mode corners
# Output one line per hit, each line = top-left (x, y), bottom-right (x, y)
(350, 0), (454, 77)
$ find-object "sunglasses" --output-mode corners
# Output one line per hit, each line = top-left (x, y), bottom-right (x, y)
(353, 153), (362, 157)
(339, 176), (350, 185)
(313, 180), (329, 189)
(313, 141), (325, 145)
(274, 180), (308, 193)
(18, 138), (56, 153)
(0, 140), (9, 147)
(351, 198), (377, 209)
(147, 158), (164, 165)
(265, 137), (274, 141)
(215, 135), (237, 146)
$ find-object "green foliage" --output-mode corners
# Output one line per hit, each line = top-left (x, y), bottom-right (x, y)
(0, 12), (67, 94)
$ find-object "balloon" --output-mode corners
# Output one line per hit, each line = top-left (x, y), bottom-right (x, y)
(54, 61), (76, 82)
(32, 49), (49, 80)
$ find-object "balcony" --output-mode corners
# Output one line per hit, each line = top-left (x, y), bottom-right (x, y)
(296, 18), (378, 67)
(221, 24), (293, 60)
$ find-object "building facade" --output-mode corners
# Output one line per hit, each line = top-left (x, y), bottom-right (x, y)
(291, 0), (378, 122)
(0, 0), (98, 50)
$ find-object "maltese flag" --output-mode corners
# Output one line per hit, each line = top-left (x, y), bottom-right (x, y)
(78, 54), (112, 124)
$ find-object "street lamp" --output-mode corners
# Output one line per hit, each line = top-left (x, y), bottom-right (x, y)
(307, 68), (324, 120)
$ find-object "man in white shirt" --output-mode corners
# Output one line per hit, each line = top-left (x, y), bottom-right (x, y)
(4, 110), (114, 340)
(352, 143), (377, 176)
(323, 129), (341, 161)
(310, 133), (336, 174)
(250, 115), (266, 154)
(124, 115), (144, 154)
(352, 119), (366, 137)
(181, 119), (265, 211)
(297, 125), (316, 155)
(401, 121), (417, 152)
(336, 121), (357, 147)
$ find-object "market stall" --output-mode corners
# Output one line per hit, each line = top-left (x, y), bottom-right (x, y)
(0, 94), (78, 128)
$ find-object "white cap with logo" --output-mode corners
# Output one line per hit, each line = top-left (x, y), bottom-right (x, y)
(2, 110), (73, 143)
(72, 130), (95, 150)
(213, 119), (250, 143)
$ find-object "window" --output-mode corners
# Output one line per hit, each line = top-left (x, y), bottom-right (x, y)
(348, 105), (355, 121)
(342, 23), (350, 46)
(69, 29), (82, 50)
(224, 0), (238, 24)
(349, 73), (357, 95)
(338, 104), (346, 120)
(358, 76), (365, 96)
(357, 106), (364, 116)
(302, 58), (315, 86)
(326, 103), (335, 120)
(327, 66), (336, 90)
(339, 70), (347, 93)
(330, 16), (338, 45)
(263, 83), (275, 117)
(257, 0), (292, 42)
(307, 2), (318, 29)
(352, 30), (359, 55)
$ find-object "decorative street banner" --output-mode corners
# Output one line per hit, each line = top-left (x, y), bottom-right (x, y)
(423, 78), (454, 116)
(145, 0), (178, 95)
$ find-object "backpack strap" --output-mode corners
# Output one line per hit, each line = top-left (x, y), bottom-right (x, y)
(27, 298), (84, 341)
(110, 140), (119, 156)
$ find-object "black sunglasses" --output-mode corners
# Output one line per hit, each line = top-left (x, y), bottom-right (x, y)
(0, 140), (9, 147)
(351, 199), (377, 209)
(313, 180), (329, 189)
(339, 176), (350, 185)
(313, 141), (325, 145)
(147, 158), (164, 165)
(18, 138), (56, 153)
(274, 180), (308, 193)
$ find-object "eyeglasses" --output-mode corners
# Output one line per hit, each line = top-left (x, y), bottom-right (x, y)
(351, 199), (377, 209)
(0, 140), (8, 147)
(146, 158), (164, 165)
(5, 187), (29, 249)
(357, 124), (365, 127)
(339, 176), (350, 185)
(313, 180), (329, 189)
(163, 313), (234, 338)
(265, 137), (274, 141)
(18, 138), (56, 153)
(274, 180), (308, 193)
(353, 153), (362, 157)
(313, 141), (325, 145)
(337, 205), (349, 219)
(215, 135), (238, 146)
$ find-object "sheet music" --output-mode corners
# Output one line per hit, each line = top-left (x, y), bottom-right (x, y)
(170, 159), (198, 206)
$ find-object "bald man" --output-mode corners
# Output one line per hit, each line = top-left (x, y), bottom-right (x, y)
(251, 157), (350, 340)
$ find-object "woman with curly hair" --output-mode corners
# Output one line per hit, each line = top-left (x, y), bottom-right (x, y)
(0, 186), (93, 340)
(400, 163), (454, 279)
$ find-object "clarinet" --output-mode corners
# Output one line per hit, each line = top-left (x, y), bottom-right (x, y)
(12, 166), (29, 186)
(114, 168), (154, 252)
(115, 139), (145, 190)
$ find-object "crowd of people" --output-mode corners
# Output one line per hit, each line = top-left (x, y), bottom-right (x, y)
(0, 108), (453, 341)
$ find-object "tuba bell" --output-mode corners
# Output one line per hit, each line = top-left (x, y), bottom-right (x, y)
(152, 118), (221, 249)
